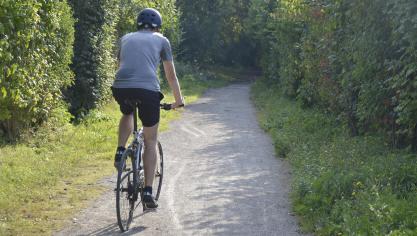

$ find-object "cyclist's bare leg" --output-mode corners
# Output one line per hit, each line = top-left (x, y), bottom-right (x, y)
(143, 123), (158, 187)
(118, 114), (133, 147)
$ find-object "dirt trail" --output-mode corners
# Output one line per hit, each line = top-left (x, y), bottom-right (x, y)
(55, 84), (307, 236)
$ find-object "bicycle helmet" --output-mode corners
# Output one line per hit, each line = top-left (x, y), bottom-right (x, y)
(137, 8), (162, 30)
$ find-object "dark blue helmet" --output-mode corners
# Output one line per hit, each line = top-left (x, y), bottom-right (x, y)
(137, 8), (162, 30)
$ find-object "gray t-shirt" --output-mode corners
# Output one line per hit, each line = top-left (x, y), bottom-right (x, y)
(112, 31), (173, 92)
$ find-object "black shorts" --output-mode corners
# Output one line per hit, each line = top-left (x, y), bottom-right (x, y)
(111, 87), (164, 127)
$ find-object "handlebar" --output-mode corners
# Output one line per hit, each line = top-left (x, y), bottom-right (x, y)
(160, 103), (184, 111)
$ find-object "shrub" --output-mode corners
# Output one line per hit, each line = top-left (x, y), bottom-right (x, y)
(0, 0), (74, 139)
(248, 0), (417, 149)
(66, 0), (120, 117)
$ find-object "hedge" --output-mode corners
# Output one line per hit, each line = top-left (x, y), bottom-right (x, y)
(66, 0), (120, 117)
(248, 0), (417, 150)
(0, 0), (74, 139)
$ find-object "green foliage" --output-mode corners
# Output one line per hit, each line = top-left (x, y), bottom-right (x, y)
(252, 79), (417, 235)
(249, 0), (417, 149)
(386, 1), (417, 150)
(173, 61), (233, 94)
(66, 0), (120, 117)
(0, 0), (74, 139)
(177, 0), (257, 67)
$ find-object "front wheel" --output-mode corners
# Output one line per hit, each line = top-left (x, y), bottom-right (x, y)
(116, 150), (134, 232)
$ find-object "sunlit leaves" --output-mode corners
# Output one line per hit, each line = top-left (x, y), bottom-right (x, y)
(0, 0), (74, 139)
(251, 0), (417, 149)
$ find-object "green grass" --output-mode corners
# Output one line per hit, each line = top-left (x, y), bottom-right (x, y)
(0, 71), (231, 236)
(251, 79), (417, 236)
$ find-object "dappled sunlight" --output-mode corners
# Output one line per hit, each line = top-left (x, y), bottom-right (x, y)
(157, 84), (304, 235)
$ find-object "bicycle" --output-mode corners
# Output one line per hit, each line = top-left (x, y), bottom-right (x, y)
(115, 101), (178, 232)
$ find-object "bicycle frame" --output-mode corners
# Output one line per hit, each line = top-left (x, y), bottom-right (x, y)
(132, 102), (146, 169)
(130, 129), (143, 172)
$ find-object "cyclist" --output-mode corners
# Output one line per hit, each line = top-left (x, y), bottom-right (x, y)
(111, 8), (184, 209)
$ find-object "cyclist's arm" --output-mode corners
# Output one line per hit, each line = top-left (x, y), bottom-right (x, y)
(163, 60), (184, 108)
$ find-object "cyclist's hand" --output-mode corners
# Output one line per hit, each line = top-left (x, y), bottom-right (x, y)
(171, 99), (185, 109)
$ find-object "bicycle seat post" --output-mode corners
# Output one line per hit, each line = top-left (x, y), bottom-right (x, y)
(133, 102), (138, 133)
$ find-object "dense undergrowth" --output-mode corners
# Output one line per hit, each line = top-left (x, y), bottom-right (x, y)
(252, 79), (417, 235)
(0, 66), (232, 236)
(248, 0), (417, 149)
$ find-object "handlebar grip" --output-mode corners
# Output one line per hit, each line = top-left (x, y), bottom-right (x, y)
(160, 103), (185, 110)
(160, 103), (172, 110)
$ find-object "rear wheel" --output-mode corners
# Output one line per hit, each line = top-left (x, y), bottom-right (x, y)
(140, 141), (164, 210)
(154, 141), (164, 200)
(116, 150), (135, 232)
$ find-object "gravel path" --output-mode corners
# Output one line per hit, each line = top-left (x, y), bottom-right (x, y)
(55, 84), (306, 236)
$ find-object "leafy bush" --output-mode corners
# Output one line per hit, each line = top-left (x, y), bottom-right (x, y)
(0, 0), (74, 139)
(248, 0), (417, 149)
(252, 79), (417, 235)
(66, 0), (120, 117)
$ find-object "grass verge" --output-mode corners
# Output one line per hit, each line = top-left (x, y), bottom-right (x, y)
(251, 79), (417, 235)
(0, 67), (233, 236)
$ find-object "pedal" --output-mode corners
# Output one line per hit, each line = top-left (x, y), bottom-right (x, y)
(143, 204), (157, 212)
(114, 187), (129, 192)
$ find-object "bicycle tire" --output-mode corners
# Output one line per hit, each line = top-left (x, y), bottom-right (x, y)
(132, 145), (141, 203)
(140, 141), (164, 211)
(116, 150), (134, 232)
(154, 141), (164, 200)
